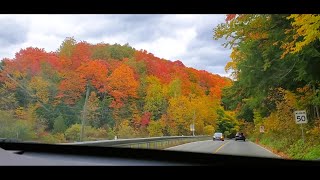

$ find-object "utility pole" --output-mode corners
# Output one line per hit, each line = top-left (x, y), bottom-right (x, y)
(80, 83), (90, 142)
(193, 110), (195, 136)
(301, 124), (305, 144)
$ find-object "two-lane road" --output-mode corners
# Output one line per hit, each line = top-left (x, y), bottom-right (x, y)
(167, 139), (279, 158)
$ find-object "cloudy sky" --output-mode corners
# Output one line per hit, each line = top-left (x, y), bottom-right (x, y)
(0, 14), (231, 77)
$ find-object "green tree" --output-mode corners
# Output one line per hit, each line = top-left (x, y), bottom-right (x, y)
(108, 43), (135, 60)
(58, 37), (77, 58)
(53, 115), (67, 133)
(91, 43), (111, 60)
(144, 76), (167, 120)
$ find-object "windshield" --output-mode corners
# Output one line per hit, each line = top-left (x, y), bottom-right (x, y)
(0, 14), (319, 161)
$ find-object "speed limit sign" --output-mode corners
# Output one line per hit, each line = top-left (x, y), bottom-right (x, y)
(294, 110), (308, 124)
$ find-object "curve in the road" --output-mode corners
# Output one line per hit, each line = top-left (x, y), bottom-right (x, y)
(167, 139), (280, 159)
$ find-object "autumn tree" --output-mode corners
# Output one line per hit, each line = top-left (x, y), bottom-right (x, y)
(0, 37), (229, 143)
(86, 92), (101, 128)
(53, 115), (67, 133)
(144, 76), (167, 120)
(58, 37), (77, 59)
(167, 96), (192, 135)
(147, 120), (163, 137)
(282, 14), (320, 56)
(107, 64), (138, 108)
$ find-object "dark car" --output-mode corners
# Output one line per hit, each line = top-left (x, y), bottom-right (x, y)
(235, 132), (245, 141)
(213, 132), (224, 141)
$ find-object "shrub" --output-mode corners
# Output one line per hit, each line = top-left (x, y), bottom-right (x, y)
(65, 124), (81, 141)
(147, 120), (163, 137)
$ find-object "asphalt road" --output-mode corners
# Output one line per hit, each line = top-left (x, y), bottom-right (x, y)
(167, 139), (280, 158)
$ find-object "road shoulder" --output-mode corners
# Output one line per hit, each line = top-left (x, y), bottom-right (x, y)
(249, 141), (284, 159)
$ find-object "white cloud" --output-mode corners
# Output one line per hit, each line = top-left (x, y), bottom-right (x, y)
(134, 28), (197, 60)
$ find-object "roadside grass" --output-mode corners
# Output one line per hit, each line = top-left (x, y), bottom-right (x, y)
(251, 135), (320, 160)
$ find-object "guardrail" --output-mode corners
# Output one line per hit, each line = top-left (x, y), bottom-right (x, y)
(60, 136), (211, 149)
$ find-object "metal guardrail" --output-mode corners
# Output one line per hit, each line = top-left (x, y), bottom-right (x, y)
(60, 136), (210, 149)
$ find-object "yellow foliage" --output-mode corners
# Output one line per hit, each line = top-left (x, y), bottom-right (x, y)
(147, 120), (163, 137)
(28, 76), (50, 103)
(15, 107), (26, 120)
(117, 119), (136, 139)
(226, 48), (245, 79)
(307, 120), (320, 139)
(283, 90), (298, 109)
(263, 100), (300, 138)
(204, 125), (215, 135)
(281, 14), (320, 58)
(167, 95), (219, 135)
(167, 96), (192, 135)
(54, 133), (67, 143)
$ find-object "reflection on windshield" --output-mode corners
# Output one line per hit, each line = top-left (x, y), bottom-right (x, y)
(0, 14), (320, 161)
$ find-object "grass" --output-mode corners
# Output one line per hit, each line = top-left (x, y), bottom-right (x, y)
(252, 135), (320, 160)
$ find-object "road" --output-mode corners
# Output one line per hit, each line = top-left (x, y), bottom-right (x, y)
(167, 139), (280, 158)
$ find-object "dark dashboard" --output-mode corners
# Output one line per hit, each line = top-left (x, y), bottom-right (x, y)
(0, 142), (319, 166)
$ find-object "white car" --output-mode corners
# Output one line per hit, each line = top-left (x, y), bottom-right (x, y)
(213, 132), (224, 141)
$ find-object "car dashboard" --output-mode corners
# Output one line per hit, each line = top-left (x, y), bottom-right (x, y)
(0, 142), (319, 167)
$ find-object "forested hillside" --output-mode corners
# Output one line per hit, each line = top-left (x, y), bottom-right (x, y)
(0, 38), (231, 143)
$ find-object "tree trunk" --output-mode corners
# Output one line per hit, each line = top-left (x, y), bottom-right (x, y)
(80, 82), (90, 142)
(312, 84), (320, 119)
(316, 106), (320, 120)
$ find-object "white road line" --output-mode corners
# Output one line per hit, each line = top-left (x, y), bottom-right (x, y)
(249, 141), (281, 158)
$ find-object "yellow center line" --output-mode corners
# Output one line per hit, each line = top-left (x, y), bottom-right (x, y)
(213, 141), (230, 154)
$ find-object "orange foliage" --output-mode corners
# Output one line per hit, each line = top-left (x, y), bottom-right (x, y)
(76, 60), (108, 92)
(57, 72), (86, 104)
(107, 64), (139, 108)
(58, 60), (108, 104)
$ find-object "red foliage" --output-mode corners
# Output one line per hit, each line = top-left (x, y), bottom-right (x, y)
(58, 60), (108, 104)
(135, 50), (181, 84)
(141, 112), (151, 127)
(173, 60), (185, 67)
(2, 47), (60, 76)
(226, 14), (237, 22)
(69, 41), (92, 70)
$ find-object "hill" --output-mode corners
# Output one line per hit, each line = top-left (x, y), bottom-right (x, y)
(0, 37), (232, 142)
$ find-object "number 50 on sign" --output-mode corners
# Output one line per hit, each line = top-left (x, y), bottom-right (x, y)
(294, 110), (308, 124)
